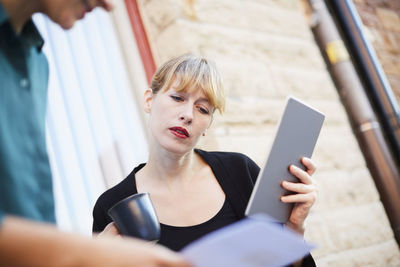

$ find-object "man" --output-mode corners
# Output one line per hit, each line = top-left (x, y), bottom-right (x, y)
(0, 0), (191, 266)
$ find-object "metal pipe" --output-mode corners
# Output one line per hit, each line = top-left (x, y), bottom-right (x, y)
(326, 0), (400, 169)
(304, 0), (400, 245)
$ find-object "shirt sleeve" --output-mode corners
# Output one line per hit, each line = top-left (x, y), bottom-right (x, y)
(244, 155), (260, 184)
(92, 198), (112, 233)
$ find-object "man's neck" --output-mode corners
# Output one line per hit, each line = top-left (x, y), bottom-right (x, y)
(0, 0), (41, 34)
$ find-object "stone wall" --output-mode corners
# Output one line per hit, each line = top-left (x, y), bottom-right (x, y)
(354, 0), (400, 103)
(137, 0), (400, 265)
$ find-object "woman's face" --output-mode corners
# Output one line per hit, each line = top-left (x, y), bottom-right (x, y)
(144, 84), (213, 155)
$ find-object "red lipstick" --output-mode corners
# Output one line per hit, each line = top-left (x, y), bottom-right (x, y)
(169, 127), (189, 139)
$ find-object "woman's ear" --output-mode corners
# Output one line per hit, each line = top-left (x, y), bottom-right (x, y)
(143, 88), (153, 113)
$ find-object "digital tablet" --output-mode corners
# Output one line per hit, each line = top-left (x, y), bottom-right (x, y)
(245, 96), (325, 223)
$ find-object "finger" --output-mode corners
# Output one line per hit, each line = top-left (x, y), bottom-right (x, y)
(289, 165), (313, 185)
(105, 222), (118, 231)
(282, 181), (315, 194)
(125, 238), (193, 267)
(165, 258), (193, 267)
(281, 191), (317, 204)
(301, 157), (316, 175)
(99, 222), (120, 237)
(154, 246), (193, 267)
(159, 255), (193, 267)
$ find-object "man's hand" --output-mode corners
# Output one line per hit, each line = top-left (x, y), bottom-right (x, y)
(0, 216), (192, 267)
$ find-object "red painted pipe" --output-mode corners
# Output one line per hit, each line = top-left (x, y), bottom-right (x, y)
(124, 0), (156, 83)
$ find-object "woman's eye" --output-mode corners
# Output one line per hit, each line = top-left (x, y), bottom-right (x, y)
(171, 95), (183, 102)
(198, 106), (209, 115)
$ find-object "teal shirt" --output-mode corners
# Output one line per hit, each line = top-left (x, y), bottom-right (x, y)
(0, 4), (55, 224)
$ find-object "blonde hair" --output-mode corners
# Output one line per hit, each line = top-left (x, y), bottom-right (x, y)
(150, 54), (225, 114)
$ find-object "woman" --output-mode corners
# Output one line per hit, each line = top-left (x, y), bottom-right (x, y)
(92, 54), (317, 265)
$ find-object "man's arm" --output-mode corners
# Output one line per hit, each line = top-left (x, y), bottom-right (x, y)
(0, 216), (191, 267)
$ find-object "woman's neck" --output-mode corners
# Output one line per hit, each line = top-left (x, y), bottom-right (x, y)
(1, 0), (42, 34)
(145, 148), (197, 185)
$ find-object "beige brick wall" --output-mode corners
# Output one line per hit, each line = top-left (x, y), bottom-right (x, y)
(138, 0), (400, 265)
(354, 0), (400, 103)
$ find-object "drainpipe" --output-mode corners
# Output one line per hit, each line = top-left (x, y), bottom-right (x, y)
(326, 0), (400, 177)
(303, 0), (400, 245)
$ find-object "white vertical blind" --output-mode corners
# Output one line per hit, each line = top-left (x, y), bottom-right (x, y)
(33, 9), (149, 235)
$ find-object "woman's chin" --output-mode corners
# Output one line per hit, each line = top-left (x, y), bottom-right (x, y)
(161, 143), (193, 156)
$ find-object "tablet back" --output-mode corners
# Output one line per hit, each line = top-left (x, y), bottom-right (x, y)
(245, 96), (325, 223)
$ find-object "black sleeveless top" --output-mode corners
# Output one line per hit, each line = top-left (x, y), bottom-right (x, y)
(159, 199), (237, 251)
(92, 150), (316, 266)
(92, 150), (260, 251)
(124, 163), (238, 251)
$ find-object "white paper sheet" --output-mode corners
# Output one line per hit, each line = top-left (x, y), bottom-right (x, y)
(181, 214), (315, 267)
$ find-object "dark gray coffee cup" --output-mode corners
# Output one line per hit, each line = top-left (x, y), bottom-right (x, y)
(107, 193), (160, 241)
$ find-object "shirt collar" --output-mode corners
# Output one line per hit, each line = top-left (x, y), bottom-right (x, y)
(0, 2), (8, 25)
(0, 2), (45, 51)
(22, 19), (45, 50)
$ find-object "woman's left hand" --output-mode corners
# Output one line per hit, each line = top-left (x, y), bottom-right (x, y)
(97, 222), (121, 238)
(281, 157), (318, 235)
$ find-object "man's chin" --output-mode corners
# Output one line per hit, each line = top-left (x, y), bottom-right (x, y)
(58, 18), (77, 30)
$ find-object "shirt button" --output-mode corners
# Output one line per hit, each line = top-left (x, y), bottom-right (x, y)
(20, 78), (29, 88)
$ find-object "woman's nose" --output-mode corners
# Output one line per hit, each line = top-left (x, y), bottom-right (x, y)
(179, 105), (193, 124)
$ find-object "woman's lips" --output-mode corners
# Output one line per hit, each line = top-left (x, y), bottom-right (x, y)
(169, 127), (189, 139)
